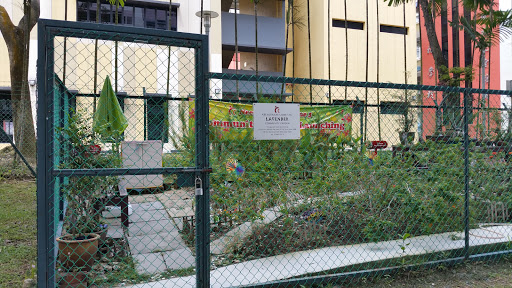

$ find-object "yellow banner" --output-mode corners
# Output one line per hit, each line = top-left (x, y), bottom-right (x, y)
(190, 100), (352, 141)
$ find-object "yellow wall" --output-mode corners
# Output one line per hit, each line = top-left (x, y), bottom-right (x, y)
(286, 0), (417, 89)
(239, 0), (282, 18)
(284, 0), (417, 144)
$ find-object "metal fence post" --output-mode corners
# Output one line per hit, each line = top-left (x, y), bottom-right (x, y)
(463, 89), (470, 259)
(195, 36), (211, 288)
(37, 20), (56, 288)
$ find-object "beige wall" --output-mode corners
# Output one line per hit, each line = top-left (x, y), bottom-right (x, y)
(286, 0), (417, 89)
(284, 0), (417, 144)
(239, 0), (282, 18)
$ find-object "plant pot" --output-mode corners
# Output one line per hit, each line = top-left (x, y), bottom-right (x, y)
(57, 233), (100, 271)
(57, 271), (88, 288)
(399, 132), (415, 145)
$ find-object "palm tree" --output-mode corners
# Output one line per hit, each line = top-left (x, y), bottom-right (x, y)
(386, 0), (512, 134)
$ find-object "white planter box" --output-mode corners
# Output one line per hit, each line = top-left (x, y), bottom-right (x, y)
(119, 140), (163, 194)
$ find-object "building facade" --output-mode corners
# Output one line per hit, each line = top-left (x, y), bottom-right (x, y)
(0, 0), (223, 149)
(419, 1), (502, 138)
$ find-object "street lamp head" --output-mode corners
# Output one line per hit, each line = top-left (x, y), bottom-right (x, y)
(195, 10), (219, 35)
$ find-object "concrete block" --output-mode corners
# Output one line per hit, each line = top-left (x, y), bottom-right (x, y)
(127, 232), (187, 255)
(128, 220), (179, 237)
(162, 248), (195, 270)
(133, 253), (167, 275)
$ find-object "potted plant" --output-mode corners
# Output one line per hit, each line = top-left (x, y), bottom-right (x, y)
(394, 90), (418, 145)
(57, 111), (120, 273)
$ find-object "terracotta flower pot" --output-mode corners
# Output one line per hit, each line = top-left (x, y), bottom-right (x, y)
(58, 271), (88, 288)
(57, 233), (100, 271)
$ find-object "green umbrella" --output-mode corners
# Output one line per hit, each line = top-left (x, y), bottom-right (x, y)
(93, 76), (128, 141)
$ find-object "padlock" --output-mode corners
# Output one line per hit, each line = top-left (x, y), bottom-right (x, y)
(195, 176), (203, 196)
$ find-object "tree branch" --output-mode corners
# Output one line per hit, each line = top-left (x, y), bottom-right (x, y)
(18, 0), (40, 32)
(0, 5), (16, 48)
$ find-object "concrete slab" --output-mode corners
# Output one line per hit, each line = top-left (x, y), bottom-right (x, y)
(107, 225), (124, 239)
(162, 248), (195, 270)
(159, 188), (194, 201)
(127, 232), (187, 255)
(211, 208), (282, 255)
(165, 207), (195, 218)
(129, 194), (160, 203)
(128, 219), (180, 237)
(133, 253), (167, 275)
(130, 201), (165, 212)
(129, 209), (170, 223)
(173, 217), (184, 230)
(103, 217), (122, 227)
(128, 225), (512, 288)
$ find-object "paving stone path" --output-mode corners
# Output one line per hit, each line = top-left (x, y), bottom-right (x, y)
(127, 225), (512, 288)
(126, 197), (195, 275)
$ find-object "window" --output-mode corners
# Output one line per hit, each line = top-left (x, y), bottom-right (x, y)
(332, 100), (364, 114)
(380, 101), (407, 114)
(332, 19), (364, 30)
(76, 0), (178, 31)
(144, 95), (168, 142)
(380, 24), (408, 35)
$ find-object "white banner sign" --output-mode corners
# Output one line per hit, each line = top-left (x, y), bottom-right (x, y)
(253, 103), (300, 140)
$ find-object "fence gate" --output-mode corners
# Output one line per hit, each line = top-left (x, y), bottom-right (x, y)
(37, 20), (211, 287)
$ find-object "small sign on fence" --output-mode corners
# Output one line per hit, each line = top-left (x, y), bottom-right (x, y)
(253, 103), (300, 140)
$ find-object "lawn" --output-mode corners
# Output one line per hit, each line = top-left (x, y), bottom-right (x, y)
(311, 257), (512, 288)
(0, 180), (37, 286)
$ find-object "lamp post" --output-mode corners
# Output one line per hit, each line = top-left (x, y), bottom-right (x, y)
(195, 10), (219, 35)
(196, 10), (219, 99)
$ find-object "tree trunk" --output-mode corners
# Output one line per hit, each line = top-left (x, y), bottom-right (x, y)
(307, 0), (312, 104)
(403, 2), (409, 133)
(344, 0), (348, 100)
(0, 1), (39, 161)
(254, 0), (259, 98)
(364, 0), (369, 142)
(327, 0), (331, 104)
(376, 0), (381, 140)
(235, 0), (239, 98)
(93, 0), (100, 113)
(418, 0), (447, 77)
(281, 0), (291, 97)
(292, 0), (295, 102)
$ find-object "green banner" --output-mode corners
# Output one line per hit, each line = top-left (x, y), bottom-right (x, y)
(191, 100), (352, 141)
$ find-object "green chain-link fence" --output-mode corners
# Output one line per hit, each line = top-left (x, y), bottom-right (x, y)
(38, 20), (512, 288)
(0, 93), (37, 179)
(206, 74), (512, 287)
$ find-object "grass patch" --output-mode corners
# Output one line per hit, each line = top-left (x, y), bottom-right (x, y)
(0, 146), (35, 181)
(0, 180), (37, 286)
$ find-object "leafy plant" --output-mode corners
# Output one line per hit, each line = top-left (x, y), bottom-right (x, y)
(59, 110), (120, 238)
